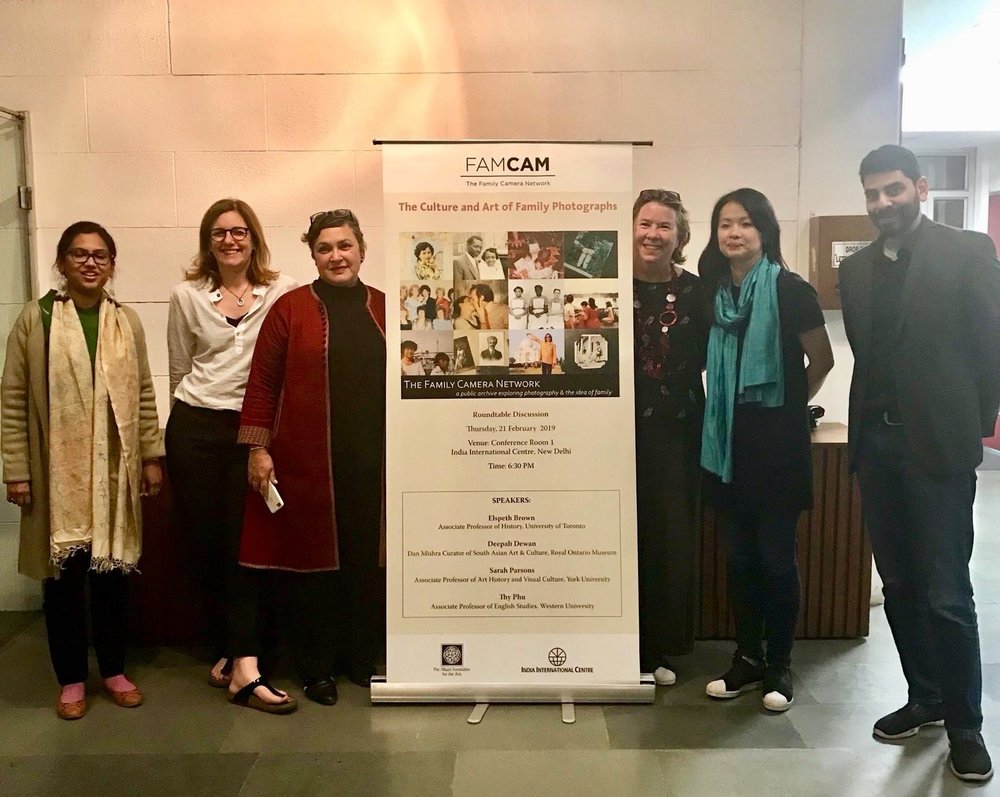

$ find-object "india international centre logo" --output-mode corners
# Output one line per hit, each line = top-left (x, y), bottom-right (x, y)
(548, 648), (567, 667)
(441, 644), (463, 666)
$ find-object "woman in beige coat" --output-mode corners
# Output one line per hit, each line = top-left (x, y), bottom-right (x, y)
(1, 221), (164, 720)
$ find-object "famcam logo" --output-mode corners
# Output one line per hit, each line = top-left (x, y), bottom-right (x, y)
(463, 156), (551, 176)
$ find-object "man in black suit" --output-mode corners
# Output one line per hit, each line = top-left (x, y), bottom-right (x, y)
(480, 336), (503, 360)
(840, 145), (1000, 782)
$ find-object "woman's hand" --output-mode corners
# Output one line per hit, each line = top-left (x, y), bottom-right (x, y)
(6, 481), (31, 507)
(248, 448), (276, 497)
(140, 460), (163, 497)
(800, 325), (835, 400)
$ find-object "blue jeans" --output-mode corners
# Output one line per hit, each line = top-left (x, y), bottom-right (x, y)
(856, 419), (982, 731)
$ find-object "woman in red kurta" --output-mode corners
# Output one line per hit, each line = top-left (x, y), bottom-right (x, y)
(228, 209), (386, 711)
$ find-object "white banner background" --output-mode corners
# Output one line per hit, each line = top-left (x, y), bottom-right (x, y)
(382, 143), (640, 696)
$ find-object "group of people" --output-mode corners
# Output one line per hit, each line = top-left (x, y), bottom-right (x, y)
(2, 144), (998, 783)
(631, 183), (834, 720)
(2, 202), (385, 718)
(634, 145), (1000, 783)
(400, 283), (452, 330)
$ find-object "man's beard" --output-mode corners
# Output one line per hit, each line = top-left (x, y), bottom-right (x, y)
(870, 198), (920, 236)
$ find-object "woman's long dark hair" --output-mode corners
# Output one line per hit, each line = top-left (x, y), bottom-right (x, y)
(698, 187), (787, 288)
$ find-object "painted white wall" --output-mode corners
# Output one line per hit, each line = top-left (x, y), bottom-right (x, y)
(0, 0), (903, 608)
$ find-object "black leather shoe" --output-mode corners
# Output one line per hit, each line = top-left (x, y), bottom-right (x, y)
(346, 658), (376, 688)
(303, 676), (338, 706)
(347, 669), (374, 689)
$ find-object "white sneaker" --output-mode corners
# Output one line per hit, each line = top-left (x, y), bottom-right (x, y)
(653, 666), (677, 686)
(762, 690), (793, 712)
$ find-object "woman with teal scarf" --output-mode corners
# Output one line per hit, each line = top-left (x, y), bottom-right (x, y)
(698, 189), (833, 712)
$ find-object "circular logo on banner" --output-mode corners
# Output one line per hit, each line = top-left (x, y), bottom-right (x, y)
(442, 645), (463, 666)
(548, 648), (567, 667)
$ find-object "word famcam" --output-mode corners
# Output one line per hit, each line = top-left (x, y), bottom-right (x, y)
(465, 156), (550, 173)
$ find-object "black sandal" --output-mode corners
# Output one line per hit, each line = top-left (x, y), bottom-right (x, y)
(229, 676), (297, 714)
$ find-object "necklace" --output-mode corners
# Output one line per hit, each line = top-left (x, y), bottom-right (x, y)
(634, 270), (682, 380)
(222, 283), (251, 307)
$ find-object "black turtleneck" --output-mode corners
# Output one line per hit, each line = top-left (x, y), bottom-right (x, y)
(312, 278), (385, 566)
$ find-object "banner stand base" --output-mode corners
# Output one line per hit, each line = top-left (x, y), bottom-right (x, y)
(370, 674), (655, 704)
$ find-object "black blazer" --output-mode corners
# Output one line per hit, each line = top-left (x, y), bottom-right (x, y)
(839, 218), (1000, 475)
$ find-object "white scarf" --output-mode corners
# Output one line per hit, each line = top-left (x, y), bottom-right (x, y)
(47, 294), (143, 572)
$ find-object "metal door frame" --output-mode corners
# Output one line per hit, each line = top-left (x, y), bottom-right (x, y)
(0, 105), (37, 298)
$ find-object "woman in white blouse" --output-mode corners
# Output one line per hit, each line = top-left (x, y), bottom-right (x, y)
(477, 247), (505, 280)
(165, 198), (297, 701)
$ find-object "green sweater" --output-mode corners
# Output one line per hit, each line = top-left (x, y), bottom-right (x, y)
(39, 290), (101, 367)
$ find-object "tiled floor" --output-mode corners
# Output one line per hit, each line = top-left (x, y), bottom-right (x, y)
(2, 473), (998, 796)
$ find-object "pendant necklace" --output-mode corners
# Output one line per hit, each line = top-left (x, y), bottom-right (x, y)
(223, 283), (250, 307)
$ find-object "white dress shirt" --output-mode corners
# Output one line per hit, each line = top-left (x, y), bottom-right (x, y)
(168, 273), (298, 411)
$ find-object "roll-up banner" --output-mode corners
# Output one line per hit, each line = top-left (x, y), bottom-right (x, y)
(374, 142), (650, 704)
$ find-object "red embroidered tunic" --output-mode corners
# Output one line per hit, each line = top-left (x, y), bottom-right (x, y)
(237, 283), (386, 571)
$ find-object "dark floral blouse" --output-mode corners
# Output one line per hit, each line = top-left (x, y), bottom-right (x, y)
(633, 269), (711, 421)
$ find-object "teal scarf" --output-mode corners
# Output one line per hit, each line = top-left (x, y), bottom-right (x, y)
(701, 256), (784, 483)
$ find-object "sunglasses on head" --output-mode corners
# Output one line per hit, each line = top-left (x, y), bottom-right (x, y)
(309, 209), (358, 226)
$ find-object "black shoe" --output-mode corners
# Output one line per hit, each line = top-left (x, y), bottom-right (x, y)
(303, 676), (338, 706)
(949, 730), (993, 782)
(762, 664), (793, 712)
(873, 703), (945, 740)
(705, 653), (765, 699)
(347, 670), (373, 689)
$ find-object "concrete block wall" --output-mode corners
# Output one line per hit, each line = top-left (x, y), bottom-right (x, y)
(0, 0), (903, 608)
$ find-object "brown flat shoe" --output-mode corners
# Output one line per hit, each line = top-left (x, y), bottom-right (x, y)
(105, 685), (144, 708)
(56, 697), (86, 720)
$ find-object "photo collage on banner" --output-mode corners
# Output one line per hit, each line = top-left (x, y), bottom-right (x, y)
(398, 230), (620, 399)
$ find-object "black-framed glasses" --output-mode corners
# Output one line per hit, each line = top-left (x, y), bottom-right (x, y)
(67, 248), (112, 266)
(309, 209), (358, 226)
(209, 226), (250, 242)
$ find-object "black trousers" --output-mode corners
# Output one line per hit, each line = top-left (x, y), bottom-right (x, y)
(44, 549), (128, 685)
(165, 400), (255, 659)
(719, 507), (802, 665)
(635, 413), (701, 668)
(228, 563), (385, 684)
(857, 419), (982, 730)
(229, 453), (386, 683)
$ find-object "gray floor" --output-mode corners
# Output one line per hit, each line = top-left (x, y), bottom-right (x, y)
(2, 474), (999, 796)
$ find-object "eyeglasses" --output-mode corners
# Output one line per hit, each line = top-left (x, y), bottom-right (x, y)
(67, 248), (112, 266)
(309, 209), (358, 226)
(209, 227), (250, 242)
